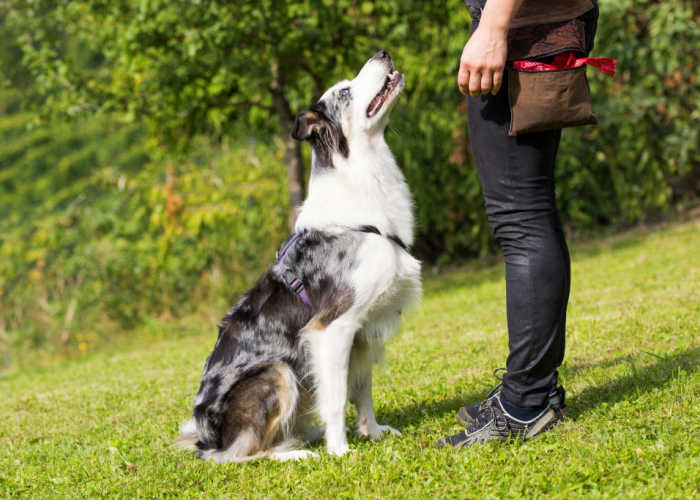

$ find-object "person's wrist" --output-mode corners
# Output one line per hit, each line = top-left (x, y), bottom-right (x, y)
(478, 15), (509, 35)
(478, 5), (512, 34)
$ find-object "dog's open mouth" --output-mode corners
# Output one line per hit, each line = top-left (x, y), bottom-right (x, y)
(367, 72), (403, 118)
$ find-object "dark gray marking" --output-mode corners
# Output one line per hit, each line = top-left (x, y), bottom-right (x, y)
(292, 100), (349, 166)
(191, 229), (363, 455)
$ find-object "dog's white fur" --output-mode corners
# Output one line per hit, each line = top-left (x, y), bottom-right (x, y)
(178, 54), (421, 461)
(294, 55), (421, 456)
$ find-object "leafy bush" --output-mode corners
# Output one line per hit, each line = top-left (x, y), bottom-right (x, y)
(392, 0), (699, 262)
(556, 0), (699, 227)
(0, 1), (697, 358)
(383, 1), (494, 261)
(0, 109), (287, 357)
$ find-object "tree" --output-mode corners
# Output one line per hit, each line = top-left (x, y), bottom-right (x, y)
(6, 0), (412, 227)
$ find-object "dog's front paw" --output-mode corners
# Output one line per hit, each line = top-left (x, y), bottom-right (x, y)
(326, 442), (352, 457)
(271, 449), (320, 461)
(359, 424), (401, 441)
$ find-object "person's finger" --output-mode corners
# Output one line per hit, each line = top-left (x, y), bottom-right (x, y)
(469, 70), (482, 97)
(458, 66), (470, 95)
(480, 71), (493, 95)
(492, 69), (504, 95)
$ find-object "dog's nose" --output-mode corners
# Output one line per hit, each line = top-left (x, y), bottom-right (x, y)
(374, 50), (389, 60)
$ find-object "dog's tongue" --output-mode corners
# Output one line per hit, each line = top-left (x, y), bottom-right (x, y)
(367, 95), (385, 117)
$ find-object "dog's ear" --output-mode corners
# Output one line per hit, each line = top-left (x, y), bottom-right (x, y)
(291, 110), (324, 141)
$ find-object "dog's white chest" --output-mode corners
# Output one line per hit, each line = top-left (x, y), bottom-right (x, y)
(352, 240), (421, 341)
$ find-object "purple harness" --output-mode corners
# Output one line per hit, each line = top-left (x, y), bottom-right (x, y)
(276, 232), (312, 306)
(276, 226), (407, 308)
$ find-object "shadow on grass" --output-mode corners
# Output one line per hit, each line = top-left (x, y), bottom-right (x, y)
(568, 214), (698, 262)
(422, 259), (504, 296)
(379, 389), (488, 429)
(559, 353), (648, 378)
(568, 232), (645, 260)
(422, 220), (676, 297)
(567, 346), (699, 418)
(379, 347), (699, 428)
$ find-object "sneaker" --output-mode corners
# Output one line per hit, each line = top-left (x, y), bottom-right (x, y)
(437, 386), (567, 448)
(455, 368), (506, 426)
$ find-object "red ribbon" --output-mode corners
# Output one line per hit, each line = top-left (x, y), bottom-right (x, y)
(512, 52), (617, 77)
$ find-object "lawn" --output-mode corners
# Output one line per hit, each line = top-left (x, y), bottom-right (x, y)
(1, 217), (698, 499)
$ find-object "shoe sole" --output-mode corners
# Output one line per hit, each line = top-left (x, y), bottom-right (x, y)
(455, 408), (472, 427)
(523, 407), (568, 441)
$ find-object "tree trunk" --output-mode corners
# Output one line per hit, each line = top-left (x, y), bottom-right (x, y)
(271, 88), (305, 231)
(284, 134), (305, 230)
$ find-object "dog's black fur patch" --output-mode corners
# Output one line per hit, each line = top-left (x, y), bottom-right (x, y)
(292, 101), (349, 166)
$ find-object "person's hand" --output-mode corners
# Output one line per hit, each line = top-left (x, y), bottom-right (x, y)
(457, 22), (508, 97)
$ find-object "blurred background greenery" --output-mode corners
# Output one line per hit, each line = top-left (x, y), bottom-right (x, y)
(0, 0), (697, 366)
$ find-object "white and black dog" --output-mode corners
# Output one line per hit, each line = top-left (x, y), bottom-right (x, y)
(177, 51), (421, 462)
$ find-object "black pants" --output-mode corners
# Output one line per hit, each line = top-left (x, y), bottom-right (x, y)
(465, 3), (598, 408)
(467, 78), (569, 408)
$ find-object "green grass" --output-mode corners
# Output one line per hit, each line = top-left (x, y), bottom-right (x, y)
(1, 218), (698, 499)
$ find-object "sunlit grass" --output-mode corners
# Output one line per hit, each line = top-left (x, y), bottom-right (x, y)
(1, 218), (698, 498)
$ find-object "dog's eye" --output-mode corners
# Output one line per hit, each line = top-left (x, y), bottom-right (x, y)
(340, 87), (350, 98)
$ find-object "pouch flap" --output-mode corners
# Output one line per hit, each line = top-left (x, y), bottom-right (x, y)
(507, 19), (586, 61)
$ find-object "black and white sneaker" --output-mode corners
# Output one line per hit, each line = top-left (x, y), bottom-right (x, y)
(455, 368), (506, 426)
(437, 386), (567, 448)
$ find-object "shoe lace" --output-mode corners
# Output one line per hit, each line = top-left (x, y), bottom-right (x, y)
(469, 402), (495, 430)
(468, 396), (510, 433)
(473, 369), (511, 433)
(484, 367), (506, 399)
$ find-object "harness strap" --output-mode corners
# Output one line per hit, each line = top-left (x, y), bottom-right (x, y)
(356, 225), (408, 251)
(276, 232), (312, 307)
(387, 234), (408, 251)
(356, 224), (381, 235)
(281, 268), (311, 306)
(276, 226), (409, 308)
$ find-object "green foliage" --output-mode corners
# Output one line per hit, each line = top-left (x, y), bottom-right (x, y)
(390, 0), (699, 261)
(0, 1), (698, 354)
(1, 220), (698, 497)
(557, 0), (700, 227)
(6, 0), (698, 257)
(0, 107), (288, 356)
(5, 0), (397, 140)
(382, 1), (496, 260)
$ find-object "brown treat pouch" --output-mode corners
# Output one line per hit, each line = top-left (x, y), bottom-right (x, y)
(507, 65), (597, 136)
(505, 18), (596, 136)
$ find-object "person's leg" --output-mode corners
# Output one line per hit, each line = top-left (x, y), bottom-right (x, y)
(467, 71), (570, 409)
(437, 72), (570, 448)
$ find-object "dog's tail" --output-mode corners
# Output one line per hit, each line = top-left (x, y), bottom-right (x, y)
(176, 363), (301, 463)
(174, 418), (199, 451)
